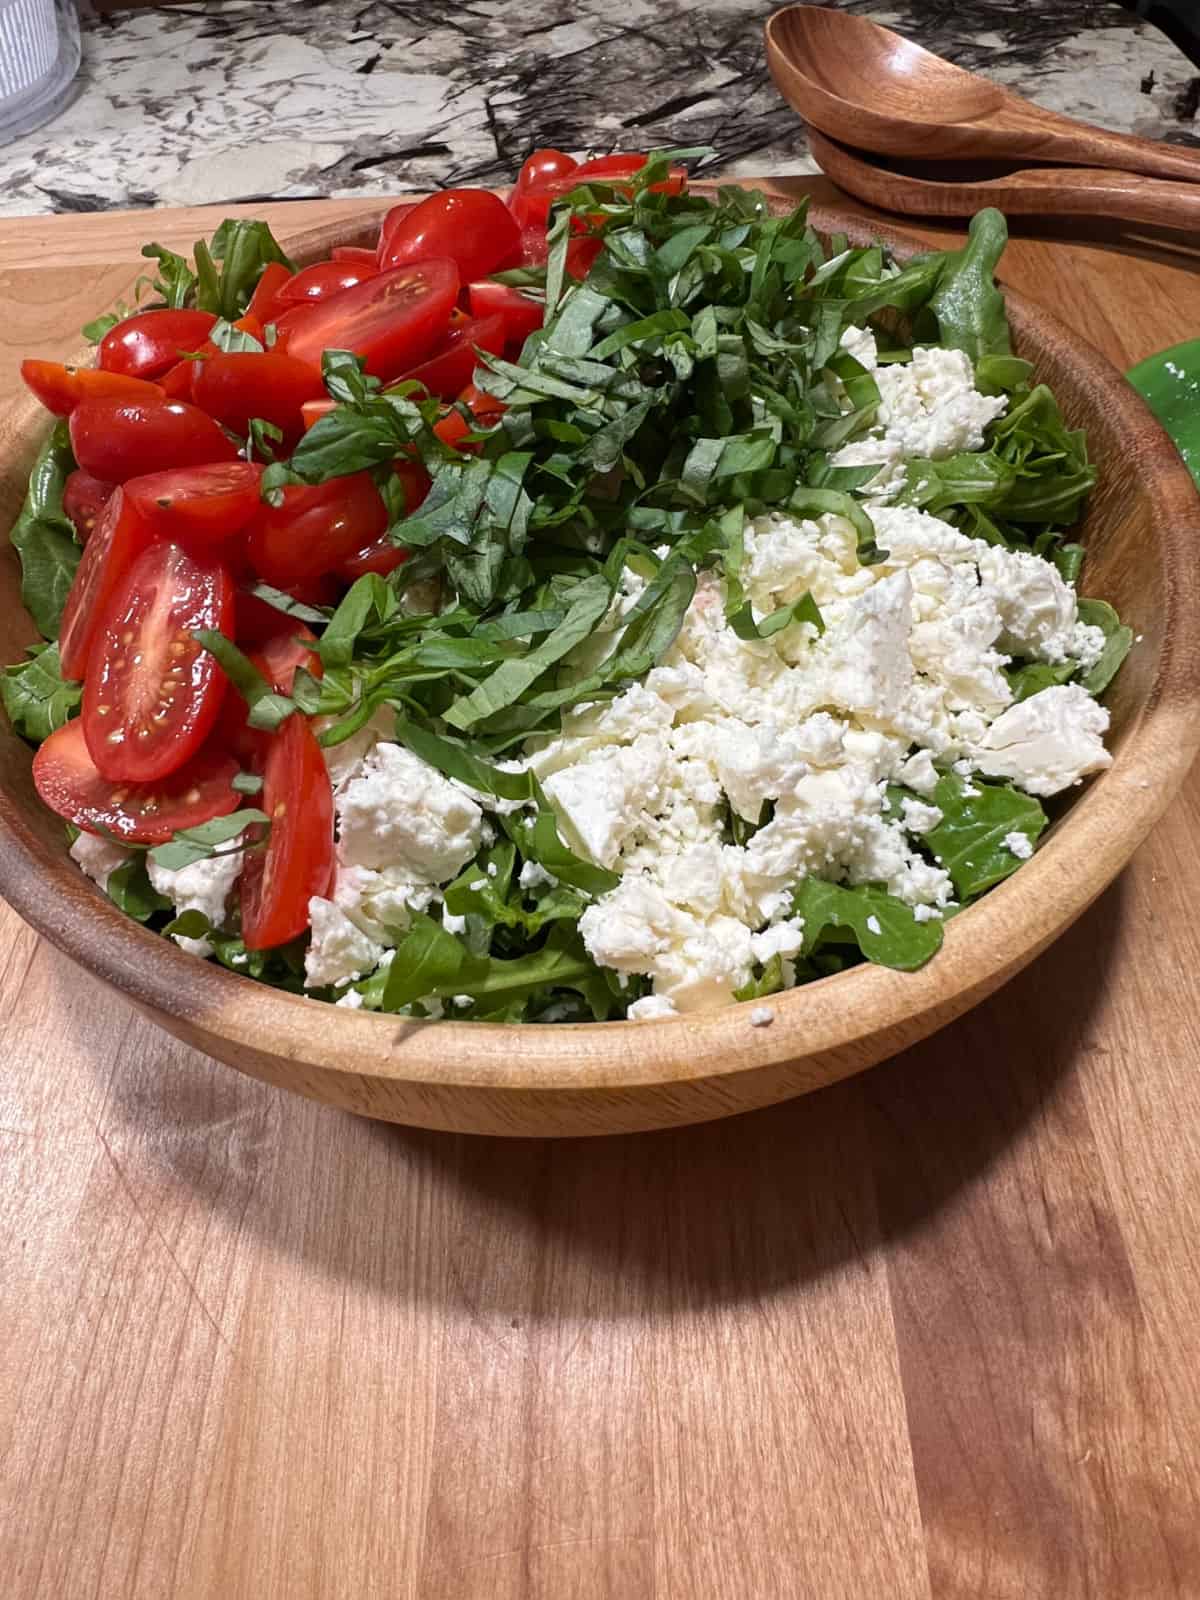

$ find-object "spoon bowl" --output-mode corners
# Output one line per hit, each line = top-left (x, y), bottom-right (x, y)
(766, 4), (1200, 186)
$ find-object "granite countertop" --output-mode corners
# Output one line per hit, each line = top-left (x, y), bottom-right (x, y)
(1, 0), (1197, 216)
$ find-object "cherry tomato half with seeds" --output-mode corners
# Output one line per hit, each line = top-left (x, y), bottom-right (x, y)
(124, 460), (264, 547)
(245, 471), (387, 587)
(339, 459), (428, 580)
(273, 259), (378, 307)
(98, 309), (219, 381)
(58, 487), (156, 680)
(62, 469), (117, 544)
(398, 312), (506, 401)
(69, 396), (240, 483)
(191, 350), (327, 447)
(277, 258), (459, 382)
(21, 360), (163, 418)
(241, 713), (335, 950)
(378, 189), (520, 283)
(82, 540), (234, 783)
(33, 719), (240, 845)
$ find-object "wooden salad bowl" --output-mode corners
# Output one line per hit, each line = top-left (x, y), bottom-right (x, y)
(2, 196), (1199, 1138)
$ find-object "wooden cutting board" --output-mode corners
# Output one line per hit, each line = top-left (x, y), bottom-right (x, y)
(2, 178), (1200, 1600)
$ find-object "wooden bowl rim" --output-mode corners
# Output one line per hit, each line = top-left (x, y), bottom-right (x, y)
(2, 194), (1198, 1096)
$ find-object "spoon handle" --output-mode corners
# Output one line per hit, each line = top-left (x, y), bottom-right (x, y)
(998, 99), (1200, 188)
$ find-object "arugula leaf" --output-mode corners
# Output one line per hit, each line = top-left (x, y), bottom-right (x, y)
(1, 642), (80, 742)
(1077, 598), (1133, 696)
(106, 857), (173, 922)
(923, 773), (1047, 900)
(928, 208), (1011, 365)
(793, 878), (944, 970)
(201, 219), (294, 320)
(193, 629), (297, 731)
(148, 810), (268, 872)
(82, 311), (121, 344)
(141, 241), (198, 308)
(208, 318), (265, 354)
(1005, 659), (1076, 703)
(9, 421), (80, 638)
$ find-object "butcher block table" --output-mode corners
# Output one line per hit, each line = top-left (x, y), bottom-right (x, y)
(2, 178), (1200, 1600)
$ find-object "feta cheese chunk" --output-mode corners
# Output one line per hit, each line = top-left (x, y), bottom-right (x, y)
(148, 843), (243, 958)
(70, 830), (129, 893)
(337, 741), (482, 878)
(973, 684), (1112, 796)
(305, 897), (385, 989)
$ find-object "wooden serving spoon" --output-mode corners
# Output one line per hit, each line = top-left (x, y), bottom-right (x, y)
(765, 4), (1200, 186)
(807, 127), (1200, 233)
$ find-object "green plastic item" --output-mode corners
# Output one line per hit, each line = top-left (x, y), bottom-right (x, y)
(1127, 338), (1200, 489)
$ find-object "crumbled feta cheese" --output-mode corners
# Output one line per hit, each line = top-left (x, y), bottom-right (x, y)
(839, 323), (878, 370)
(749, 1006), (775, 1027)
(148, 843), (243, 959)
(70, 830), (128, 893)
(973, 684), (1111, 796)
(900, 797), (943, 834)
(337, 741), (482, 878)
(912, 904), (941, 923)
(441, 905), (467, 936)
(866, 914), (883, 936)
(305, 897), (384, 988)
(518, 860), (556, 891)
(626, 994), (679, 1021)
(335, 989), (364, 1010)
(321, 706), (397, 792)
(1004, 830), (1034, 860)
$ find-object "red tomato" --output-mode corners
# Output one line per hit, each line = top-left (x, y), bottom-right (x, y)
(300, 398), (335, 432)
(509, 226), (602, 280)
(332, 245), (380, 267)
(58, 488), (156, 680)
(33, 719), (239, 845)
(82, 540), (234, 783)
(247, 261), (293, 325)
(378, 190), (520, 283)
(510, 148), (577, 226)
(273, 259), (378, 307)
(246, 472), (387, 587)
(124, 460), (264, 546)
(235, 587), (328, 644)
(191, 350), (327, 446)
(467, 280), (543, 347)
(517, 156), (684, 228)
(573, 153), (652, 181)
(376, 201), (417, 263)
(397, 312), (505, 401)
(62, 469), (116, 543)
(98, 310), (219, 380)
(277, 258), (459, 382)
(339, 459), (427, 579)
(218, 621), (323, 763)
(241, 713), (334, 950)
(69, 396), (239, 482)
(159, 360), (196, 401)
(21, 360), (163, 418)
(432, 382), (507, 452)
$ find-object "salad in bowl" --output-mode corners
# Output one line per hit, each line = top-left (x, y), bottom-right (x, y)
(3, 150), (1130, 1026)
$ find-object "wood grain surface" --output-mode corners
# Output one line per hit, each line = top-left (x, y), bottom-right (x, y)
(2, 177), (1199, 1597)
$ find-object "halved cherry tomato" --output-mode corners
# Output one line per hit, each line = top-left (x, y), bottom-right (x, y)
(517, 156), (684, 229)
(159, 360), (196, 401)
(62, 470), (116, 543)
(432, 381), (507, 452)
(98, 309), (219, 380)
(21, 361), (163, 418)
(379, 190), (520, 282)
(300, 398), (334, 432)
(247, 261), (293, 326)
(245, 472), (387, 587)
(467, 280), (543, 347)
(338, 459), (427, 580)
(191, 350), (327, 446)
(235, 586), (328, 643)
(277, 258), (459, 382)
(217, 621), (323, 764)
(376, 202), (417, 264)
(510, 148), (578, 226)
(241, 713), (334, 950)
(33, 719), (239, 845)
(274, 259), (378, 307)
(509, 226), (602, 280)
(397, 312), (505, 401)
(82, 540), (234, 783)
(332, 245), (380, 267)
(69, 396), (240, 482)
(58, 488), (156, 680)
(124, 461), (264, 546)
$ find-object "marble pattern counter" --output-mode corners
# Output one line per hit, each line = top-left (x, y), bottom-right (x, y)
(1, 0), (1197, 215)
